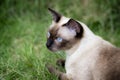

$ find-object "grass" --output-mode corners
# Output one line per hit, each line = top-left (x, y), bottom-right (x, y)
(0, 0), (120, 80)
(0, 15), (64, 80)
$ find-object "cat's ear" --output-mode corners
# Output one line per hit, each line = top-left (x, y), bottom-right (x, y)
(63, 19), (83, 38)
(48, 8), (61, 22)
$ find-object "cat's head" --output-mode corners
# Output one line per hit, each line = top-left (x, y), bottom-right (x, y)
(46, 8), (84, 52)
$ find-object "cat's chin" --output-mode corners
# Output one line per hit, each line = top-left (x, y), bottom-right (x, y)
(51, 50), (59, 52)
(48, 48), (59, 52)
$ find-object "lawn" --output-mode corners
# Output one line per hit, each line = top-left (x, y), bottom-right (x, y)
(0, 0), (120, 80)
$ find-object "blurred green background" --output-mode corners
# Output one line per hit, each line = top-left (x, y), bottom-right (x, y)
(0, 0), (120, 80)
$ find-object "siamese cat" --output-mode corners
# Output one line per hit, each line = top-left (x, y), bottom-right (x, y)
(46, 8), (120, 80)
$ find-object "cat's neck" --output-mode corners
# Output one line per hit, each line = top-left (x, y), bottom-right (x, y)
(65, 41), (80, 56)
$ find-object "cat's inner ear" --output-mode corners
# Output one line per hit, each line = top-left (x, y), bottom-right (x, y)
(48, 8), (61, 22)
(63, 19), (83, 38)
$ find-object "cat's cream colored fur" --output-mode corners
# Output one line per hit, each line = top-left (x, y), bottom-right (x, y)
(47, 9), (120, 80)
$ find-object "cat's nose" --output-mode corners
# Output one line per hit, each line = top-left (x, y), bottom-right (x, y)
(46, 39), (53, 48)
(46, 43), (50, 48)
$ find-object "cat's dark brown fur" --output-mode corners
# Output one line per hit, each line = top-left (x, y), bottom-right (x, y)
(46, 8), (120, 80)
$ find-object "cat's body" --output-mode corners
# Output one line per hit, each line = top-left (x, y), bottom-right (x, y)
(65, 22), (120, 80)
(46, 8), (120, 80)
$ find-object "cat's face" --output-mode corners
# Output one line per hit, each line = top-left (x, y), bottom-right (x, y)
(46, 8), (83, 52)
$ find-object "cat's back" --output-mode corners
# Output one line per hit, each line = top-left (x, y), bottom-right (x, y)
(94, 43), (120, 80)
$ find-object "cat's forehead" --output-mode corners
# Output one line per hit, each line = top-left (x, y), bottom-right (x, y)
(48, 16), (76, 40)
(49, 26), (58, 36)
(49, 25), (76, 40)
(48, 16), (70, 37)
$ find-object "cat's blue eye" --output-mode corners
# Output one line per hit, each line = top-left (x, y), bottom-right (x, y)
(56, 37), (63, 42)
(47, 32), (50, 38)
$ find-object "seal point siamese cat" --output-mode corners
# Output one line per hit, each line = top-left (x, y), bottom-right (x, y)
(46, 8), (120, 80)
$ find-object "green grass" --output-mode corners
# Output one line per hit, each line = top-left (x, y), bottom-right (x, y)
(0, 16), (64, 80)
(0, 0), (120, 80)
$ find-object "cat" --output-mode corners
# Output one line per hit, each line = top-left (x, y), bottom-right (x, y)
(46, 8), (120, 80)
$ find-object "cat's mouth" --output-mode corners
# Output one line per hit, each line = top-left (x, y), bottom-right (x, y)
(46, 45), (58, 52)
(48, 48), (58, 52)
